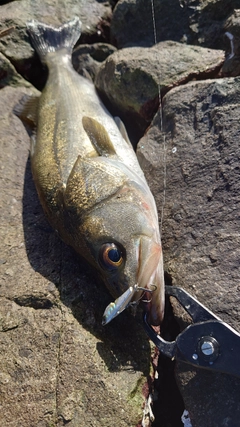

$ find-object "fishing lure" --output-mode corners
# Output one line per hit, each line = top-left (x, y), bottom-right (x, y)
(102, 284), (156, 325)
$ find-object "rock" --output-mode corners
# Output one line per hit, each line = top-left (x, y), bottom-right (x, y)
(111, 0), (240, 51)
(194, 0), (240, 49)
(224, 9), (240, 40)
(72, 43), (116, 81)
(110, 0), (192, 48)
(175, 365), (240, 427)
(137, 77), (240, 426)
(0, 52), (33, 89)
(0, 85), (153, 427)
(73, 42), (116, 63)
(0, 0), (112, 87)
(95, 41), (224, 141)
(221, 10), (240, 77)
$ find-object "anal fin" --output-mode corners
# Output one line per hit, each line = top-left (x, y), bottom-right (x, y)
(82, 116), (116, 157)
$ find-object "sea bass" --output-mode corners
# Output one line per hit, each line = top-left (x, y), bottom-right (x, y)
(21, 17), (164, 325)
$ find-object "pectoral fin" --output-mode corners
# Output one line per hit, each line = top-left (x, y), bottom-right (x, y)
(82, 116), (116, 157)
(14, 94), (39, 127)
(114, 116), (132, 146)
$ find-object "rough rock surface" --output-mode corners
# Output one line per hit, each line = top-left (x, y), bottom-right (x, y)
(222, 9), (240, 76)
(137, 77), (240, 426)
(95, 41), (224, 130)
(0, 52), (33, 89)
(194, 0), (240, 49)
(111, 0), (240, 50)
(0, 86), (152, 427)
(72, 42), (116, 81)
(111, 0), (193, 48)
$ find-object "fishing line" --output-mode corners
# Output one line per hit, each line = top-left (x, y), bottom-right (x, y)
(150, 0), (167, 233)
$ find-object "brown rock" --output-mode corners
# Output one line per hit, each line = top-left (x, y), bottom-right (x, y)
(95, 41), (224, 141)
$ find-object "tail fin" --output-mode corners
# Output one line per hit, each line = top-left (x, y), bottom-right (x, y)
(27, 17), (81, 62)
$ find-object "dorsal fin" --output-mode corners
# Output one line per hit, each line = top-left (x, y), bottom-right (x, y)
(82, 116), (116, 157)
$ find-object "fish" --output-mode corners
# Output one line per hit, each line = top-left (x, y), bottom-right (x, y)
(18, 17), (165, 326)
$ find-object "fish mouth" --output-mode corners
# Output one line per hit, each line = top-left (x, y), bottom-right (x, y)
(136, 236), (165, 326)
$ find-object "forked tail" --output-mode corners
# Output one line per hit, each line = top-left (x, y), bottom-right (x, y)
(27, 17), (81, 63)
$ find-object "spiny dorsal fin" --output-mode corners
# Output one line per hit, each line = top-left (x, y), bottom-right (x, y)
(14, 93), (39, 127)
(114, 116), (132, 146)
(82, 116), (116, 157)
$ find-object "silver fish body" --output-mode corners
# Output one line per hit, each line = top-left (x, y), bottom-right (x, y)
(25, 17), (164, 325)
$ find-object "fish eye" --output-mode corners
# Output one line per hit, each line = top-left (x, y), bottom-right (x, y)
(99, 243), (124, 270)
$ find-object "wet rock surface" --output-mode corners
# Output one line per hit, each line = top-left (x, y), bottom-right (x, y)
(1, 0), (240, 426)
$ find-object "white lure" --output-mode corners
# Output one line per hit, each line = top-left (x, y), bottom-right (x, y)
(102, 284), (156, 325)
(102, 285), (138, 326)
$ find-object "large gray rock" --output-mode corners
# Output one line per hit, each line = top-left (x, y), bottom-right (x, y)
(0, 85), (153, 427)
(137, 77), (240, 426)
(95, 41), (224, 140)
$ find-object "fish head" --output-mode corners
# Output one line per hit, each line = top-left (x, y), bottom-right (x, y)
(80, 183), (165, 326)
(64, 156), (164, 325)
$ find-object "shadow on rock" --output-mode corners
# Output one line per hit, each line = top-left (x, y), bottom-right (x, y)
(22, 156), (151, 375)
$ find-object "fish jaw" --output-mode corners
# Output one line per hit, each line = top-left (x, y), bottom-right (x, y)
(143, 258), (165, 326)
(101, 237), (165, 326)
(134, 235), (165, 326)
